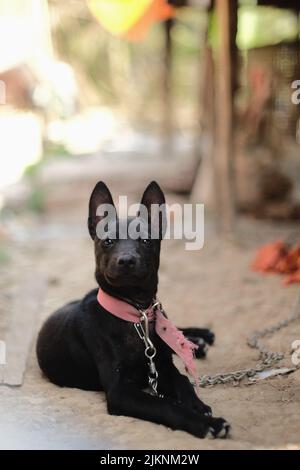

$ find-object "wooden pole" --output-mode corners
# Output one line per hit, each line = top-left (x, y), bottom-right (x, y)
(162, 18), (174, 140)
(214, 0), (237, 232)
(191, 8), (216, 208)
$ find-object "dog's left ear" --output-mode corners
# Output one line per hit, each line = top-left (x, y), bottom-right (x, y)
(140, 181), (166, 239)
(88, 181), (116, 240)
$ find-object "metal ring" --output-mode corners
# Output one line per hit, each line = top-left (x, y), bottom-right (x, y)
(145, 346), (156, 359)
(149, 370), (158, 380)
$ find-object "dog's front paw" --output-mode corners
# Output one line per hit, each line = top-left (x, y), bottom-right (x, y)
(182, 328), (215, 347)
(189, 416), (230, 439)
(199, 328), (215, 346)
(206, 418), (231, 439)
(182, 328), (215, 359)
(191, 328), (215, 346)
(193, 338), (209, 359)
(188, 399), (212, 417)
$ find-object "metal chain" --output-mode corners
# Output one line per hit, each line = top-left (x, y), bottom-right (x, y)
(197, 295), (300, 388)
(134, 310), (159, 396)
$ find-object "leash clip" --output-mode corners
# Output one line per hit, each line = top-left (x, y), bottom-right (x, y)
(134, 306), (160, 396)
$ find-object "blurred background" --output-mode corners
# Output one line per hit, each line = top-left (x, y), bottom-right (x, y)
(0, 0), (300, 225)
(1, 0), (300, 450)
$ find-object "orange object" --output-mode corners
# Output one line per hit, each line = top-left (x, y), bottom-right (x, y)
(276, 245), (300, 274)
(252, 240), (300, 285)
(251, 240), (286, 273)
(284, 270), (300, 285)
(88, 0), (174, 41)
(125, 0), (174, 41)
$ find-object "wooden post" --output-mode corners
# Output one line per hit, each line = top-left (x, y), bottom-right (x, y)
(214, 0), (237, 232)
(162, 18), (174, 139)
(191, 8), (216, 209)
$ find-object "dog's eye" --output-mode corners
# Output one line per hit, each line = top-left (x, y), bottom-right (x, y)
(103, 238), (114, 247)
(141, 239), (151, 245)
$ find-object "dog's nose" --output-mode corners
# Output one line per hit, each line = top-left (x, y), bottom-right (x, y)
(117, 254), (137, 268)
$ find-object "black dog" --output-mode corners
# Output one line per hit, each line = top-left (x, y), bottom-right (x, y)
(36, 181), (230, 439)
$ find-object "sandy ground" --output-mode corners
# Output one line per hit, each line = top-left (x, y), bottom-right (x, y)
(1, 209), (300, 450)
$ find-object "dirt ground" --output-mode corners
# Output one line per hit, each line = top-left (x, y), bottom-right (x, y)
(1, 204), (300, 450)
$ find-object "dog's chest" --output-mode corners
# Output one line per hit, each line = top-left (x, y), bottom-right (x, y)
(122, 323), (157, 366)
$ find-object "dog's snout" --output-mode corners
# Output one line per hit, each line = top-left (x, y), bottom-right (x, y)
(117, 254), (137, 268)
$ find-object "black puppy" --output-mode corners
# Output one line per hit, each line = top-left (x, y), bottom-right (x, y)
(36, 181), (230, 439)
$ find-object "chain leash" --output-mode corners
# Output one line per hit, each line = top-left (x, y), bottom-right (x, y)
(135, 296), (300, 390)
(197, 295), (300, 388)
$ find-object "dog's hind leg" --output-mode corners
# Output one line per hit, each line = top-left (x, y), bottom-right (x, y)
(36, 307), (102, 391)
(37, 336), (102, 391)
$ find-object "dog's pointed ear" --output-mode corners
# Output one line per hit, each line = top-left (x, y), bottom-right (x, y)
(141, 181), (165, 209)
(88, 182), (115, 240)
(140, 181), (166, 239)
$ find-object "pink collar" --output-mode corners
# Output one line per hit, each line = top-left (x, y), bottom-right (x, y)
(97, 288), (155, 323)
(97, 288), (199, 389)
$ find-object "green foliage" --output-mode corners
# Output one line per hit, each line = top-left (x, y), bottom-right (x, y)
(24, 142), (72, 179)
(0, 245), (10, 264)
(238, 6), (299, 50)
(43, 141), (72, 159)
(209, 5), (298, 50)
(26, 188), (46, 214)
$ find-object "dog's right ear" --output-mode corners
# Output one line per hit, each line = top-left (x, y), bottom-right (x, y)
(88, 181), (115, 240)
(140, 181), (166, 239)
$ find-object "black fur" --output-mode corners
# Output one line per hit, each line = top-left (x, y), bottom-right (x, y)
(36, 181), (230, 439)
